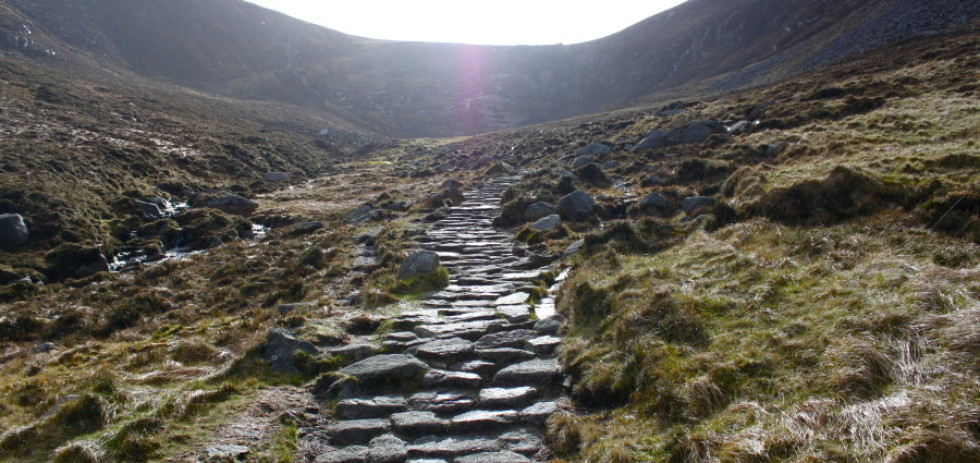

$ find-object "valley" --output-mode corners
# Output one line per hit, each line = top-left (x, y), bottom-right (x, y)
(0, 1), (978, 462)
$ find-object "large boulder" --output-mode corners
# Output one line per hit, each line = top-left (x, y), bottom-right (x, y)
(638, 192), (669, 213)
(264, 328), (318, 374)
(634, 130), (669, 150)
(398, 251), (441, 281)
(575, 164), (609, 185)
(671, 121), (726, 144)
(204, 194), (259, 216)
(523, 202), (555, 223)
(556, 191), (596, 222)
(0, 214), (29, 246)
(577, 143), (612, 157)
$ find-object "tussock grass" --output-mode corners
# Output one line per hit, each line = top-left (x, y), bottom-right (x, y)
(555, 219), (979, 462)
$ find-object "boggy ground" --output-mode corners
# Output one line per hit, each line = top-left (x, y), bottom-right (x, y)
(0, 21), (977, 463)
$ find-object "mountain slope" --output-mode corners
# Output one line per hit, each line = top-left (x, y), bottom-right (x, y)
(4, 0), (978, 136)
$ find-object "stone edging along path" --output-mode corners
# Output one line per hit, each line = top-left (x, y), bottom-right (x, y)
(304, 176), (571, 463)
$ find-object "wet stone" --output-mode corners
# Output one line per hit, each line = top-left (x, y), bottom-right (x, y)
(421, 369), (483, 389)
(328, 419), (390, 445)
(390, 411), (448, 437)
(479, 387), (538, 409)
(495, 293), (530, 305)
(452, 359), (498, 378)
(451, 410), (520, 433)
(336, 396), (410, 419)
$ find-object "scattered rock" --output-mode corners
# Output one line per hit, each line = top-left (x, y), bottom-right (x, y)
(262, 172), (289, 183)
(0, 214), (29, 247)
(635, 121), (727, 150)
(529, 214), (560, 232)
(634, 129), (669, 150)
(563, 239), (584, 257)
(487, 162), (515, 176)
(638, 192), (669, 213)
(641, 176), (666, 187)
(569, 156), (595, 169)
(727, 120), (755, 134)
(206, 444), (250, 461)
(556, 191), (596, 222)
(205, 194), (259, 216)
(278, 302), (315, 315)
(133, 200), (163, 220)
(264, 328), (318, 374)
(397, 251), (441, 281)
(682, 196), (718, 215)
(290, 221), (324, 235)
(523, 202), (555, 222)
(575, 163), (609, 185)
(576, 143), (612, 157)
(766, 141), (790, 157)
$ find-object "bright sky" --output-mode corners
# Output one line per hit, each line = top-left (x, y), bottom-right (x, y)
(244, 0), (688, 45)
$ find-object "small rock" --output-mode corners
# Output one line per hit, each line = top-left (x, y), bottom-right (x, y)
(336, 396), (409, 419)
(33, 342), (57, 354)
(421, 369), (483, 389)
(278, 302), (316, 315)
(327, 419), (390, 446)
(206, 444), (250, 461)
(368, 434), (408, 463)
(521, 401), (560, 425)
(634, 129), (669, 150)
(397, 251), (441, 281)
(451, 410), (520, 433)
(563, 239), (584, 257)
(766, 141), (789, 157)
(455, 451), (530, 463)
(556, 191), (596, 222)
(328, 344), (380, 362)
(0, 214), (29, 246)
(315, 446), (368, 463)
(528, 214), (560, 232)
(727, 120), (754, 134)
(575, 163), (609, 185)
(264, 328), (318, 374)
(346, 204), (375, 221)
(523, 202), (555, 223)
(479, 387), (538, 409)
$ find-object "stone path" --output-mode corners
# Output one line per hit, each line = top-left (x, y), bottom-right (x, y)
(307, 177), (568, 463)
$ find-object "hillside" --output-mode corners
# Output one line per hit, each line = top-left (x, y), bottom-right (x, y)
(4, 0), (978, 136)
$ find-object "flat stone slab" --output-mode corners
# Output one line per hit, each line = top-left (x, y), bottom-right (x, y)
(479, 387), (538, 409)
(455, 451), (531, 463)
(315, 446), (368, 463)
(475, 348), (536, 363)
(492, 358), (561, 388)
(521, 401), (560, 426)
(407, 437), (500, 459)
(496, 305), (531, 323)
(328, 344), (380, 362)
(499, 429), (545, 456)
(451, 410), (520, 433)
(368, 434), (408, 463)
(338, 354), (429, 382)
(475, 330), (539, 350)
(410, 391), (476, 415)
(328, 419), (390, 445)
(414, 320), (506, 338)
(390, 411), (448, 437)
(453, 359), (498, 378)
(412, 337), (474, 363)
(421, 369), (483, 389)
(525, 336), (561, 355)
(494, 293), (531, 305)
(336, 395), (409, 419)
